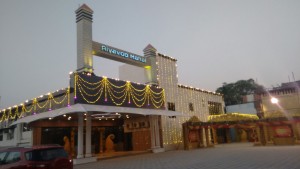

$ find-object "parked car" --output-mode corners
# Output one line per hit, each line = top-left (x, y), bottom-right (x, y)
(0, 145), (73, 169)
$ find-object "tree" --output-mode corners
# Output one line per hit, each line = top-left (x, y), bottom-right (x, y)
(216, 79), (264, 106)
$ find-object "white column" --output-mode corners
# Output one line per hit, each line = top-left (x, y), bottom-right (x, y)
(14, 124), (22, 146)
(85, 112), (92, 157)
(76, 4), (93, 72)
(150, 115), (162, 151)
(149, 116), (156, 148)
(203, 128), (207, 147)
(77, 113), (84, 159)
(154, 116), (161, 148)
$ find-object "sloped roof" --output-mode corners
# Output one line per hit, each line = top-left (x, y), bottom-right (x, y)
(208, 113), (259, 122)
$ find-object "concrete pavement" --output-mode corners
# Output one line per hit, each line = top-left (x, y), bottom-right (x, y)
(74, 143), (300, 169)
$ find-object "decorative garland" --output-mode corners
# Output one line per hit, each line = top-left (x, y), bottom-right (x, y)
(74, 73), (165, 109)
(208, 113), (259, 122)
(0, 88), (70, 122)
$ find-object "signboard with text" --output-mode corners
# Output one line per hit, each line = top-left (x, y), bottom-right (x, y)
(92, 41), (149, 67)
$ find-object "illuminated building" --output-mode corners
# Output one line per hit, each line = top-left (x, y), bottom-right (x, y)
(0, 4), (224, 164)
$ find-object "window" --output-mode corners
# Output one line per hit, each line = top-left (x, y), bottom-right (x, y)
(25, 148), (68, 161)
(0, 152), (7, 162)
(2, 151), (21, 164)
(22, 123), (31, 132)
(7, 129), (14, 140)
(208, 101), (222, 115)
(167, 102), (175, 111)
(189, 103), (194, 111)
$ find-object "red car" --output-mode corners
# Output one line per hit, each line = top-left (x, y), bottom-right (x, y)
(0, 145), (73, 169)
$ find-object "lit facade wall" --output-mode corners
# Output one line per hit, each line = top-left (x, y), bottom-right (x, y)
(261, 89), (300, 118)
(155, 53), (224, 150)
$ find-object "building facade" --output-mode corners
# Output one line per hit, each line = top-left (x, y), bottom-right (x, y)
(0, 4), (224, 163)
(256, 80), (300, 145)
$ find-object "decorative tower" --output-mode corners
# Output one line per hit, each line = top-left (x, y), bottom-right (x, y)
(75, 4), (93, 72)
(143, 44), (158, 85)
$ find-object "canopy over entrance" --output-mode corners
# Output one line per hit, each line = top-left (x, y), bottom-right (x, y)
(11, 103), (182, 126)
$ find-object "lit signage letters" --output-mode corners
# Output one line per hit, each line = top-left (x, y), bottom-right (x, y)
(101, 45), (146, 63)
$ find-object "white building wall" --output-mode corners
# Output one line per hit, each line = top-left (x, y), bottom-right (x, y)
(156, 55), (179, 150)
(119, 64), (146, 83)
(155, 54), (224, 150)
(0, 124), (32, 147)
(226, 103), (257, 114)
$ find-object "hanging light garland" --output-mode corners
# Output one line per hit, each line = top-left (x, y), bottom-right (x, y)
(0, 88), (70, 122)
(157, 53), (225, 146)
(74, 73), (165, 108)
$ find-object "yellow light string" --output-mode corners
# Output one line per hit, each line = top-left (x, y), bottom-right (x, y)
(50, 92), (69, 105)
(77, 83), (104, 97)
(0, 89), (70, 122)
(0, 110), (6, 122)
(22, 104), (34, 113)
(127, 82), (131, 104)
(107, 88), (128, 106)
(104, 77), (108, 101)
(73, 73), (165, 108)
(67, 87), (70, 106)
(77, 83), (104, 104)
(107, 84), (127, 94)
(107, 86), (127, 100)
(74, 74), (77, 99)
(35, 98), (50, 109)
(128, 83), (147, 92)
(106, 79), (127, 89)
(130, 95), (148, 107)
(9, 108), (15, 119)
(77, 77), (104, 90)
(76, 74), (103, 85)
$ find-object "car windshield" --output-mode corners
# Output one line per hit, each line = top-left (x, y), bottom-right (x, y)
(0, 152), (8, 164)
(0, 151), (21, 165)
(25, 148), (68, 161)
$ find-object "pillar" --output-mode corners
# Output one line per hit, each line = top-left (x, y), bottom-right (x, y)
(85, 112), (92, 157)
(254, 126), (262, 146)
(150, 115), (163, 152)
(205, 128), (211, 147)
(212, 127), (218, 145)
(70, 128), (75, 158)
(154, 116), (161, 147)
(292, 123), (300, 144)
(150, 116), (156, 149)
(202, 128), (207, 147)
(76, 4), (93, 73)
(77, 113), (84, 159)
(198, 127), (204, 148)
(263, 124), (273, 145)
(225, 128), (231, 143)
(99, 128), (105, 153)
(15, 124), (22, 146)
(143, 44), (158, 85)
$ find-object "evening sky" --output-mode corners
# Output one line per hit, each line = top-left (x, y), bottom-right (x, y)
(0, 0), (300, 108)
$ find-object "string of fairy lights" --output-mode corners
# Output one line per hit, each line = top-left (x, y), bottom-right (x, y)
(0, 88), (70, 122)
(74, 73), (165, 108)
(0, 71), (166, 123)
(157, 53), (224, 146)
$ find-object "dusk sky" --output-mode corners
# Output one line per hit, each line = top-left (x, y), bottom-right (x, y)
(1, 0), (300, 108)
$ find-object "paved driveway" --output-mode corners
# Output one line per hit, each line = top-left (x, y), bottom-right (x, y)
(74, 143), (300, 169)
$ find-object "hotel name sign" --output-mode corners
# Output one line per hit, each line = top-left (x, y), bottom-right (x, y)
(92, 41), (149, 67)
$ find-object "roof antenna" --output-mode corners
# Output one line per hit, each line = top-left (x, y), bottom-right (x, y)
(292, 72), (295, 81)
